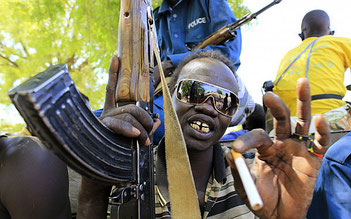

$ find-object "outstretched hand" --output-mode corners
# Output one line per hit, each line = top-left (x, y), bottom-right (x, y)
(229, 78), (330, 219)
(100, 56), (160, 146)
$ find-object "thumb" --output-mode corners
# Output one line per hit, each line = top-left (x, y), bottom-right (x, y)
(104, 56), (119, 110)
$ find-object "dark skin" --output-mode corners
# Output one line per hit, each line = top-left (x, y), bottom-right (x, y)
(230, 78), (329, 218)
(171, 57), (239, 208)
(0, 136), (71, 219)
(78, 56), (329, 218)
(299, 10), (333, 40)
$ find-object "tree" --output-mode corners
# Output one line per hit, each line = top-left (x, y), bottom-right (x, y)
(0, 0), (249, 134)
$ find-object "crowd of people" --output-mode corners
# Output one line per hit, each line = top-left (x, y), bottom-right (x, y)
(1, 0), (351, 219)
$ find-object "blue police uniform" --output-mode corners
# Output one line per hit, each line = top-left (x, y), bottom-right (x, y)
(153, 0), (242, 69)
(307, 132), (351, 219)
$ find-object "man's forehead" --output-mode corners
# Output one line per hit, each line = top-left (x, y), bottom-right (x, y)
(180, 58), (228, 76)
(178, 57), (238, 93)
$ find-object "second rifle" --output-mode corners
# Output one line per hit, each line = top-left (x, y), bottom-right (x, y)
(194, 0), (282, 51)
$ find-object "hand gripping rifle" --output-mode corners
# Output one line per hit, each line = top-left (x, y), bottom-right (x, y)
(194, 0), (282, 51)
(8, 0), (155, 218)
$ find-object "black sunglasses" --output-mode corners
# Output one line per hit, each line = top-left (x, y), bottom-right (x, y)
(175, 79), (240, 117)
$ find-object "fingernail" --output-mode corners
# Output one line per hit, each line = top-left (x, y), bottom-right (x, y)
(226, 157), (235, 169)
(132, 127), (141, 136)
(145, 137), (151, 146)
(149, 127), (155, 136)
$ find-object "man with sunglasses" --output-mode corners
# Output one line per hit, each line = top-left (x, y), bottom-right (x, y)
(268, 9), (351, 134)
(151, 0), (256, 145)
(77, 50), (330, 218)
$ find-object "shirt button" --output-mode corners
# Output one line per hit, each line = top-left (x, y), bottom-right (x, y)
(174, 34), (179, 38)
(173, 14), (177, 18)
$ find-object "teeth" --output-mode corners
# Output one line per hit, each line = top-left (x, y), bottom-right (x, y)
(190, 123), (200, 130)
(190, 121), (210, 133)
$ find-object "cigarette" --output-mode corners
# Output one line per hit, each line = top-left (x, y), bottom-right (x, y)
(230, 150), (263, 210)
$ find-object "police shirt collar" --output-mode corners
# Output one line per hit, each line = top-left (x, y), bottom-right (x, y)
(158, 0), (184, 14)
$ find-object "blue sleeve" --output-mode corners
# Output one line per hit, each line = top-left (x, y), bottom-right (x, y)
(93, 108), (103, 117)
(220, 129), (248, 142)
(168, 51), (193, 67)
(168, 0), (242, 70)
(307, 154), (351, 218)
(153, 94), (165, 145)
(206, 0), (242, 70)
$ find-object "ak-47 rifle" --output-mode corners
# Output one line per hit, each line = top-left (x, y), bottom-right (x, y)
(8, 0), (155, 218)
(194, 0), (282, 51)
(110, 0), (155, 218)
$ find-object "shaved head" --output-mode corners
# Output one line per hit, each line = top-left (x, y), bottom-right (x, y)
(300, 10), (332, 40)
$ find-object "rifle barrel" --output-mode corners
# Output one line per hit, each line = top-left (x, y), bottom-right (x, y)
(228, 0), (282, 33)
(251, 0), (282, 19)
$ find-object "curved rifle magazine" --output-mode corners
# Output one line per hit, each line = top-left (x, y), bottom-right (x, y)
(8, 64), (136, 184)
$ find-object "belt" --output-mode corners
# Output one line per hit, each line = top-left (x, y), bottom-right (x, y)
(311, 94), (343, 101)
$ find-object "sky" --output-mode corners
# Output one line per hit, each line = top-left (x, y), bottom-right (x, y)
(2, 0), (351, 126)
(239, 0), (351, 104)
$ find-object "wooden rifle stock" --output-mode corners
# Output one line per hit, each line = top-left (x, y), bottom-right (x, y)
(194, 25), (234, 51)
(116, 0), (153, 103)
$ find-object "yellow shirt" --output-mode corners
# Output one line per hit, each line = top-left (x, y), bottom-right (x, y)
(273, 36), (351, 116)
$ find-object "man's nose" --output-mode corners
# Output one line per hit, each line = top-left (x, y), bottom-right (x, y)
(194, 96), (218, 117)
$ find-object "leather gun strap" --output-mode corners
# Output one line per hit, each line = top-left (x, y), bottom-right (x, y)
(150, 25), (201, 218)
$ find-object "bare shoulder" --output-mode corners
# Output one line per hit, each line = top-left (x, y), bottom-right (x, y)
(0, 136), (62, 170)
(0, 136), (71, 219)
(1, 135), (40, 150)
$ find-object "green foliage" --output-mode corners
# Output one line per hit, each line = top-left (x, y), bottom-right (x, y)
(0, 0), (249, 134)
(0, 119), (25, 136)
(228, 0), (250, 18)
(152, 0), (162, 8)
(0, 0), (120, 109)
